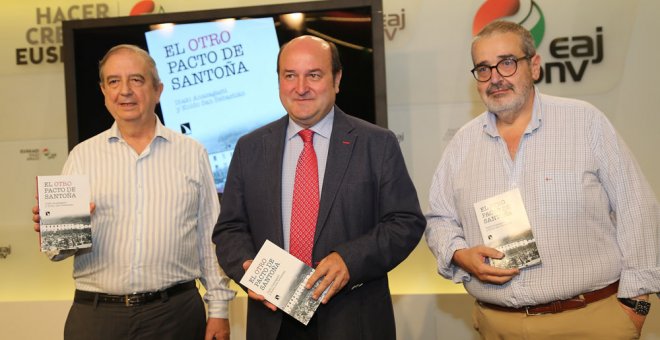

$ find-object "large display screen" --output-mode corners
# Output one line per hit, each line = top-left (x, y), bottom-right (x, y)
(62, 0), (387, 193)
(145, 18), (283, 191)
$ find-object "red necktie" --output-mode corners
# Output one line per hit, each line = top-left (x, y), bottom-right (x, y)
(290, 129), (319, 267)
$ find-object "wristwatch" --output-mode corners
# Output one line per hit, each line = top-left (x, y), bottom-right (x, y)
(618, 298), (651, 316)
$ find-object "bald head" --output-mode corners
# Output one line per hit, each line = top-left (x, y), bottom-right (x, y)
(277, 35), (343, 128)
(277, 35), (342, 81)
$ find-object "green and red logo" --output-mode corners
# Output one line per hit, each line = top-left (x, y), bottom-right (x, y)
(473, 0), (545, 48)
(130, 0), (164, 16)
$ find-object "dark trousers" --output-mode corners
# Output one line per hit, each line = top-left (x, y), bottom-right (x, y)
(64, 287), (206, 340)
(276, 313), (319, 340)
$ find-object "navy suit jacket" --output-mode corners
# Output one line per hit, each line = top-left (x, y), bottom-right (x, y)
(213, 107), (425, 340)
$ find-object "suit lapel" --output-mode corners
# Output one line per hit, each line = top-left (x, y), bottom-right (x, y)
(315, 108), (356, 242)
(263, 116), (288, 246)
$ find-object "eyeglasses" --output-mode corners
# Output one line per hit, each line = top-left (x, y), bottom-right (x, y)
(470, 55), (531, 82)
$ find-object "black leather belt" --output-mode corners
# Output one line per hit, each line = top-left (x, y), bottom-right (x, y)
(479, 281), (619, 315)
(74, 280), (196, 307)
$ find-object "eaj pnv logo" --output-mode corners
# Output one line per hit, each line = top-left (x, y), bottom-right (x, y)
(471, 0), (605, 85)
(472, 0), (545, 48)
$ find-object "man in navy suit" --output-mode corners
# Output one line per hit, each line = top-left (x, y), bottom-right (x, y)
(212, 35), (425, 340)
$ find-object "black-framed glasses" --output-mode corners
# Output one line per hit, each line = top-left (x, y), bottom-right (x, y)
(470, 55), (531, 82)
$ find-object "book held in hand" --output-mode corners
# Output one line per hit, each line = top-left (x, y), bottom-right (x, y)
(473, 188), (541, 269)
(240, 239), (330, 325)
(37, 175), (92, 252)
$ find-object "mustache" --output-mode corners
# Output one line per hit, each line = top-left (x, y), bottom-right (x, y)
(486, 82), (514, 95)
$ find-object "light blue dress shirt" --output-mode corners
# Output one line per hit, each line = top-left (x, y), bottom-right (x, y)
(425, 89), (660, 307)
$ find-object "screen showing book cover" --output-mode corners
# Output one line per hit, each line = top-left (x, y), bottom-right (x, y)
(145, 18), (284, 193)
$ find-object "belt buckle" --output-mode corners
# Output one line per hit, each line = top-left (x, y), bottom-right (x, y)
(124, 294), (142, 307)
(525, 306), (546, 316)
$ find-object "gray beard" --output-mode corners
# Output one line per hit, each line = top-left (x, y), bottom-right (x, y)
(485, 82), (532, 121)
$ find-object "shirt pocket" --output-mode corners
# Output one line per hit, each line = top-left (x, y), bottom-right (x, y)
(535, 171), (584, 219)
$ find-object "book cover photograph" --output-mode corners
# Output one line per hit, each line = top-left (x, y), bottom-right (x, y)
(473, 188), (541, 269)
(240, 240), (329, 325)
(37, 175), (92, 252)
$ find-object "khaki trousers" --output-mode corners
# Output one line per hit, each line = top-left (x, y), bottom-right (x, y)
(473, 294), (640, 340)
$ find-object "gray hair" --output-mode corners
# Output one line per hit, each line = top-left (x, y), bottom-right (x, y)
(473, 21), (536, 57)
(98, 44), (161, 89)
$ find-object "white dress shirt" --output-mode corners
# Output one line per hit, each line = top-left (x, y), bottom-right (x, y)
(58, 117), (235, 318)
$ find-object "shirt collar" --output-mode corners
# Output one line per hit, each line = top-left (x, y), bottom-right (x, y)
(107, 115), (171, 143)
(286, 107), (335, 141)
(482, 86), (543, 137)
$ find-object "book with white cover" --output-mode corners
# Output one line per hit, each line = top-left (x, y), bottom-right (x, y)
(473, 188), (541, 269)
(37, 175), (92, 252)
(240, 240), (329, 325)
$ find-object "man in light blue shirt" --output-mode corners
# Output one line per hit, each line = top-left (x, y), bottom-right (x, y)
(425, 21), (660, 339)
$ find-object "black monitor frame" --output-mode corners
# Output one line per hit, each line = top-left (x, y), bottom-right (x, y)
(62, 0), (388, 151)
